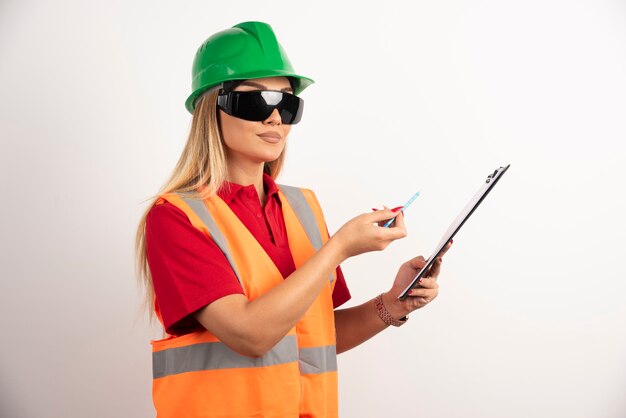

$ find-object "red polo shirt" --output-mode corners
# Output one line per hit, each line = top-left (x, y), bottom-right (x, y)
(146, 174), (351, 336)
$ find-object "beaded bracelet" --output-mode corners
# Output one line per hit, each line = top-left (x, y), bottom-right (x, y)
(374, 293), (408, 327)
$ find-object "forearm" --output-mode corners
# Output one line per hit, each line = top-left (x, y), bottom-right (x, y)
(240, 236), (346, 353)
(334, 292), (409, 354)
(197, 237), (345, 356)
(334, 299), (386, 354)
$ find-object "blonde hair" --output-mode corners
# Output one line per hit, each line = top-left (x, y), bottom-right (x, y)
(135, 85), (287, 319)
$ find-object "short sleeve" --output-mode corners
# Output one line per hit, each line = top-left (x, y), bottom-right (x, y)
(332, 265), (351, 308)
(146, 201), (244, 335)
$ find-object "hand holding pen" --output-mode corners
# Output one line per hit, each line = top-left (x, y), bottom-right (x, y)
(372, 191), (421, 228)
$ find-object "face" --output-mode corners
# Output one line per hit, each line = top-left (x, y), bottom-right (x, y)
(218, 76), (293, 170)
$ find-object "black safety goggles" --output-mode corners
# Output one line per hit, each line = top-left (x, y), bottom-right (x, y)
(217, 90), (304, 125)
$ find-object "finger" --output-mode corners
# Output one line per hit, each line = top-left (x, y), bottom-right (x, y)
(407, 255), (427, 270)
(439, 240), (454, 257)
(372, 206), (402, 212)
(416, 277), (439, 289)
(380, 222), (408, 240)
(426, 257), (443, 278)
(407, 288), (438, 301)
(366, 208), (399, 224)
(375, 205), (393, 227)
(418, 296), (435, 305)
(378, 204), (407, 227)
(425, 242), (452, 276)
(388, 206), (407, 231)
(407, 288), (430, 297)
(407, 295), (437, 312)
(375, 208), (407, 240)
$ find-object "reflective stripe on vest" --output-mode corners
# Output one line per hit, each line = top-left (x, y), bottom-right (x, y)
(278, 184), (323, 250)
(151, 186), (338, 418)
(153, 335), (297, 378)
(181, 197), (243, 285)
(153, 337), (337, 379)
(278, 184), (334, 284)
(299, 345), (338, 375)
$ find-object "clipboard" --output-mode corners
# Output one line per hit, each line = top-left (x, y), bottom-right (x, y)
(398, 164), (511, 301)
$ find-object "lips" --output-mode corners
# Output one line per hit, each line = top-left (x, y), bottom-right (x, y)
(257, 131), (282, 143)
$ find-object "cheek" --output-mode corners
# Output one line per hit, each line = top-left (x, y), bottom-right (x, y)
(219, 111), (251, 147)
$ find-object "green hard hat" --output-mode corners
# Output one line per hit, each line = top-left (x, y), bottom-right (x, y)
(185, 21), (314, 113)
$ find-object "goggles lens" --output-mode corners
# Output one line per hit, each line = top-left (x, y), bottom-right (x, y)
(217, 90), (304, 125)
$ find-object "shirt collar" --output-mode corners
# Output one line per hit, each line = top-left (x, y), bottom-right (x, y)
(217, 172), (280, 204)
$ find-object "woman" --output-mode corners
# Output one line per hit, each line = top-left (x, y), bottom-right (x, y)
(136, 21), (450, 418)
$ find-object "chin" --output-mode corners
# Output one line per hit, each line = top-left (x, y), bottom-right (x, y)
(257, 148), (285, 162)
(260, 153), (283, 163)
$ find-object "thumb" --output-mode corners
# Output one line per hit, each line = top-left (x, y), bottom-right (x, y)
(367, 208), (399, 223)
(408, 255), (427, 270)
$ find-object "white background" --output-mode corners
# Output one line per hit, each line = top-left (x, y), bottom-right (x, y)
(1, 1), (625, 417)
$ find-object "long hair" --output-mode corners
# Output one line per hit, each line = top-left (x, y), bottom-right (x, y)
(135, 85), (287, 319)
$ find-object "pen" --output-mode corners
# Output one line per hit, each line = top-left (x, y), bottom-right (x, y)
(383, 192), (420, 228)
(383, 191), (421, 228)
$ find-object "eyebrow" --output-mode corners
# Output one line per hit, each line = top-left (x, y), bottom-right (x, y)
(238, 80), (293, 92)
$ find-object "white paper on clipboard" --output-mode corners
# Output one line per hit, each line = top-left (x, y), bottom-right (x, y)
(397, 164), (510, 300)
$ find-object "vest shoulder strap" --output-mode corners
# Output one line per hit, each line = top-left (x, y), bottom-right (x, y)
(278, 185), (324, 251)
(165, 193), (244, 286)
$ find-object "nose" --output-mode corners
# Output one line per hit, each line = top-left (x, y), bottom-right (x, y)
(263, 108), (282, 126)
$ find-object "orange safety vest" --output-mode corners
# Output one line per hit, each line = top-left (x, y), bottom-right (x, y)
(151, 185), (338, 418)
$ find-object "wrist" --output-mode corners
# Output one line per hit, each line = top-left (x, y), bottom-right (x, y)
(382, 291), (409, 320)
(375, 293), (408, 327)
(326, 234), (348, 263)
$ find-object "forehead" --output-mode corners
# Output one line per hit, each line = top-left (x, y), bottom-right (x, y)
(234, 77), (293, 92)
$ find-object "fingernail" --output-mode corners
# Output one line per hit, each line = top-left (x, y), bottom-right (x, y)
(371, 208), (378, 211)
(450, 239), (454, 244)
(391, 206), (403, 212)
